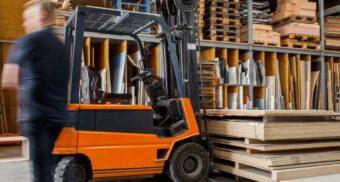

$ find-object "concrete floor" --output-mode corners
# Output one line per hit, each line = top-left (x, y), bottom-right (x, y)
(0, 160), (243, 182)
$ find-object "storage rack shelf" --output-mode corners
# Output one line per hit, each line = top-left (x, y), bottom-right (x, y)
(50, 1), (340, 112)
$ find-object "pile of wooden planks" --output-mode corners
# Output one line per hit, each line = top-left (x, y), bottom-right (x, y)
(206, 110), (340, 181)
(326, 57), (340, 113)
(198, 60), (221, 109)
(52, 1), (73, 29)
(287, 55), (319, 110)
(241, 24), (280, 46)
(325, 16), (340, 51)
(272, 0), (317, 22)
(273, 0), (320, 50)
(202, 0), (241, 42)
(197, 0), (205, 39)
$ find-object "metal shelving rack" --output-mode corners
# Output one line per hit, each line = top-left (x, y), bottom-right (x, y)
(196, 0), (340, 110)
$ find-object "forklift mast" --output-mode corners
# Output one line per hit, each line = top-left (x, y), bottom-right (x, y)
(160, 0), (201, 115)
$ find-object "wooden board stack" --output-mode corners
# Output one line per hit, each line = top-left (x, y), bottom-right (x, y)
(325, 16), (340, 51)
(273, 0), (316, 22)
(52, 1), (73, 29)
(205, 110), (340, 181)
(203, 0), (241, 42)
(326, 57), (340, 113)
(241, 24), (280, 46)
(197, 0), (205, 40)
(273, 0), (320, 50)
(239, 0), (280, 46)
(198, 60), (220, 109)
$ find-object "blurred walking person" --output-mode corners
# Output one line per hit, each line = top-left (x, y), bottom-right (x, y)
(1, 0), (69, 182)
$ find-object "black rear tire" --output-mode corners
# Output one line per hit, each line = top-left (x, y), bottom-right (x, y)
(54, 156), (91, 182)
(166, 142), (210, 182)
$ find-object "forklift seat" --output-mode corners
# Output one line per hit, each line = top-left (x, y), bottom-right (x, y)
(80, 66), (132, 104)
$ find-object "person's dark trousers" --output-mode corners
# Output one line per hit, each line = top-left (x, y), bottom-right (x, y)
(20, 120), (64, 182)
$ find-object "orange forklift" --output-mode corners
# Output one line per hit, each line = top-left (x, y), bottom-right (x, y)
(53, 1), (211, 181)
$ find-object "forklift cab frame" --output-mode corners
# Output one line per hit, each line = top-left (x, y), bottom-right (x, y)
(53, 6), (210, 181)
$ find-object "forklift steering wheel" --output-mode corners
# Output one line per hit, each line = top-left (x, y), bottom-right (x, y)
(130, 70), (153, 83)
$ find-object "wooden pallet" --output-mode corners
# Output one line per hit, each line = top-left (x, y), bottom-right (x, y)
(204, 11), (226, 19)
(223, 36), (240, 42)
(225, 2), (240, 9)
(281, 34), (320, 42)
(253, 40), (280, 47)
(224, 8), (239, 15)
(205, 0), (240, 5)
(205, 17), (224, 25)
(272, 15), (318, 28)
(224, 13), (241, 19)
(223, 19), (241, 26)
(281, 40), (321, 50)
(205, 0), (227, 9)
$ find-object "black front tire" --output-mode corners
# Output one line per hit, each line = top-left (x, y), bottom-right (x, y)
(166, 142), (211, 182)
(54, 156), (91, 182)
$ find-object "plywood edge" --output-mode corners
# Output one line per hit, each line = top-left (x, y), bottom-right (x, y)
(210, 138), (340, 152)
(203, 109), (340, 117)
(273, 163), (340, 181)
(214, 163), (275, 182)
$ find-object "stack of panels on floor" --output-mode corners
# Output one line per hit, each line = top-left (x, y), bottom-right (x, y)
(205, 110), (340, 181)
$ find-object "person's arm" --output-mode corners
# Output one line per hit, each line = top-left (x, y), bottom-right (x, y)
(2, 39), (33, 90)
(2, 63), (19, 89)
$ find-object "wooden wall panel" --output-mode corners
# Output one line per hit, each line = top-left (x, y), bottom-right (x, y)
(0, 0), (26, 40)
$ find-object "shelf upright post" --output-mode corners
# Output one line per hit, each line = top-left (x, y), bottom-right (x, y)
(319, 0), (326, 110)
(248, 0), (254, 109)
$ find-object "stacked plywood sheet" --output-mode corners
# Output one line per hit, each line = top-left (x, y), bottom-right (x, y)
(203, 0), (241, 42)
(241, 24), (280, 46)
(273, 0), (320, 50)
(325, 16), (340, 51)
(273, 0), (316, 22)
(206, 110), (340, 181)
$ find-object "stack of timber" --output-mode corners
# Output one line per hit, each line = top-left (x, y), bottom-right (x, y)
(325, 16), (340, 51)
(326, 57), (340, 113)
(205, 110), (340, 181)
(198, 60), (221, 109)
(272, 0), (317, 22)
(273, 0), (320, 50)
(52, 1), (73, 29)
(197, 0), (205, 40)
(241, 24), (280, 46)
(287, 55), (319, 110)
(203, 0), (241, 42)
(335, 59), (340, 113)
